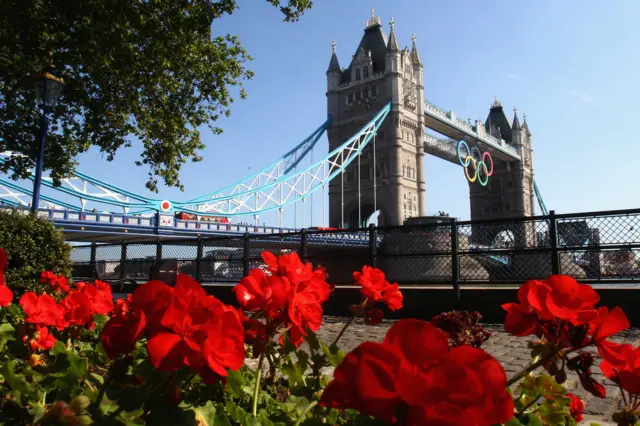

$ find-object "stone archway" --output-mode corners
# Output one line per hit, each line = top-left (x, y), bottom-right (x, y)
(347, 204), (388, 229)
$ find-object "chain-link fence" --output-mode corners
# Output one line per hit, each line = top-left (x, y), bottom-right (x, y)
(69, 208), (640, 286)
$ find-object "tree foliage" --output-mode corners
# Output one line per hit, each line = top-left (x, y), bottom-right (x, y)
(0, 0), (312, 191)
(0, 209), (71, 295)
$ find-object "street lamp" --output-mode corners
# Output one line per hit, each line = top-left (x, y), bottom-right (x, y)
(31, 66), (65, 214)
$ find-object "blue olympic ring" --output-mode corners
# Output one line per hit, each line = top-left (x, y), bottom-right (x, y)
(457, 141), (494, 186)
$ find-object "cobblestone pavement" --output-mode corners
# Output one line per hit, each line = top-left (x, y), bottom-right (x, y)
(311, 317), (640, 424)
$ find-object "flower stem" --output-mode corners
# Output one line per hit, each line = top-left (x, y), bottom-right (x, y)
(91, 374), (113, 415)
(331, 315), (355, 347)
(506, 353), (555, 387)
(517, 393), (540, 416)
(252, 352), (265, 417)
(618, 383), (628, 408)
(294, 401), (318, 426)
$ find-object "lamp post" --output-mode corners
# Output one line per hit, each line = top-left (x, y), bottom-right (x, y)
(31, 67), (65, 214)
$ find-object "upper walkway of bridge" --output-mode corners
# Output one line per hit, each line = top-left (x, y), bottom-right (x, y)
(423, 99), (521, 165)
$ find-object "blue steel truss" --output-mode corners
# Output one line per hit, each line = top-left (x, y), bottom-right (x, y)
(533, 179), (548, 215)
(0, 103), (391, 217)
(0, 118), (330, 214)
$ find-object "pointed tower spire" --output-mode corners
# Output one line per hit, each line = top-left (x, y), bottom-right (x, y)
(512, 106), (521, 130)
(523, 113), (531, 136)
(410, 33), (422, 64)
(327, 40), (340, 73)
(387, 17), (399, 51)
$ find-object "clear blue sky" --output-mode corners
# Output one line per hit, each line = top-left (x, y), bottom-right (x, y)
(46, 0), (640, 224)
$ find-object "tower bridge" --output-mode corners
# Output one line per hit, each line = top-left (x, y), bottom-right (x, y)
(326, 11), (535, 229)
(0, 10), (586, 286)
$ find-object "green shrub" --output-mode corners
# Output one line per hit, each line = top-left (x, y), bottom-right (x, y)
(0, 208), (72, 295)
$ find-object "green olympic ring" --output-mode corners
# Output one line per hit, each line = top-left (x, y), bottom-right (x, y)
(457, 140), (494, 186)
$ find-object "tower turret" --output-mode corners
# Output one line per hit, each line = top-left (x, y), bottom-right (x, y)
(326, 13), (426, 227)
(326, 40), (341, 91)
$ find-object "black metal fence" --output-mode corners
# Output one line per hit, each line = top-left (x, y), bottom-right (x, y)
(70, 208), (640, 289)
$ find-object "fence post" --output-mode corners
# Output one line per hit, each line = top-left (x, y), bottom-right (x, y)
(90, 242), (97, 270)
(299, 228), (308, 261)
(243, 232), (250, 277)
(196, 235), (203, 282)
(156, 238), (162, 262)
(119, 241), (127, 280)
(549, 210), (560, 275)
(451, 218), (460, 302)
(369, 224), (377, 268)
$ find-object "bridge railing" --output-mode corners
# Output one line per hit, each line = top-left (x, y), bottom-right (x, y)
(29, 207), (298, 235)
(69, 208), (640, 294)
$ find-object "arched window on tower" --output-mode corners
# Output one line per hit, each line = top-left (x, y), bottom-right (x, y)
(363, 67), (369, 79)
(355, 68), (361, 81)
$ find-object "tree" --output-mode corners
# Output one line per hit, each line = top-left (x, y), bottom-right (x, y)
(0, 208), (72, 295)
(0, 0), (312, 191)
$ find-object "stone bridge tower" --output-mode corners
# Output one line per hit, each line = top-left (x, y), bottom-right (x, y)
(326, 12), (426, 228)
(469, 100), (536, 246)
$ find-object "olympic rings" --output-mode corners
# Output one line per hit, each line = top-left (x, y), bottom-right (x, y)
(457, 140), (494, 187)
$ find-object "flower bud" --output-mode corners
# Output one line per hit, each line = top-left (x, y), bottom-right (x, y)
(555, 369), (567, 384)
(75, 415), (94, 425)
(70, 395), (91, 411)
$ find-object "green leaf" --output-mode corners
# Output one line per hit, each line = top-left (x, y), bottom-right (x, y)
(225, 369), (244, 399)
(52, 340), (67, 356)
(1, 359), (37, 402)
(0, 322), (15, 352)
(282, 395), (310, 416)
(281, 357), (307, 388)
(193, 401), (217, 426)
(504, 417), (525, 426)
(68, 351), (89, 378)
(320, 341), (345, 367)
(520, 413), (543, 426)
(305, 330), (321, 353)
(90, 372), (105, 385)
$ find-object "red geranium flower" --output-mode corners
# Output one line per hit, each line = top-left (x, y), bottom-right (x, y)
(142, 274), (245, 377)
(40, 271), (70, 293)
(27, 326), (57, 351)
(0, 284), (12, 307)
(320, 319), (514, 425)
(589, 306), (630, 364)
(200, 300), (245, 378)
(20, 292), (64, 327)
(233, 268), (274, 312)
(382, 283), (403, 311)
(130, 280), (173, 336)
(60, 290), (93, 328)
(353, 265), (388, 301)
(100, 295), (146, 359)
(600, 342), (640, 395)
(0, 248), (7, 284)
(77, 280), (113, 316)
(502, 276), (599, 337)
(353, 265), (403, 313)
(0, 248), (12, 307)
(233, 251), (332, 349)
(261, 251), (314, 285)
(567, 393), (584, 422)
